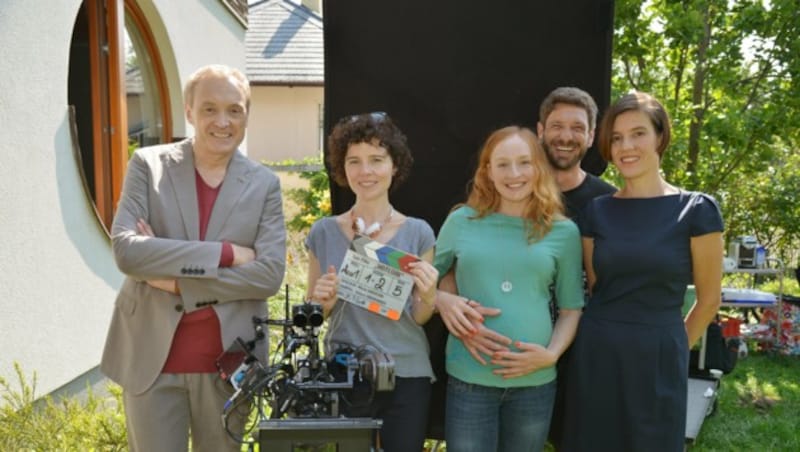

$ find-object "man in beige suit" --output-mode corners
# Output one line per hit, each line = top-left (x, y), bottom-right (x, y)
(101, 64), (286, 451)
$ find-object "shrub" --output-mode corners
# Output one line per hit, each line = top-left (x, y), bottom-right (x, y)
(758, 276), (800, 298)
(0, 363), (126, 451)
(285, 168), (331, 232)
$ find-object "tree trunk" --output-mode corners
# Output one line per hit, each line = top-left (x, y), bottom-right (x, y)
(687, 3), (712, 183)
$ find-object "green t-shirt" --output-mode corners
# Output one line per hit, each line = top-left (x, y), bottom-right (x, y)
(434, 206), (583, 387)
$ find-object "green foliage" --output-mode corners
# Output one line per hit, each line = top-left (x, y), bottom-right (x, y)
(262, 155), (324, 168)
(723, 272), (800, 300)
(0, 363), (126, 451)
(758, 276), (800, 298)
(612, 0), (800, 262)
(285, 167), (332, 233)
(128, 137), (139, 159)
(262, 155), (332, 234)
(267, 231), (313, 326)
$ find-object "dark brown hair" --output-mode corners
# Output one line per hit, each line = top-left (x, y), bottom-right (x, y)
(327, 112), (413, 191)
(539, 87), (598, 130)
(598, 91), (672, 161)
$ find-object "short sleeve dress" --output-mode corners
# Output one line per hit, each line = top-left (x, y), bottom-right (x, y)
(562, 191), (724, 452)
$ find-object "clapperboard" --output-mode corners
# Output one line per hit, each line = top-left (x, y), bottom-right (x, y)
(337, 235), (420, 320)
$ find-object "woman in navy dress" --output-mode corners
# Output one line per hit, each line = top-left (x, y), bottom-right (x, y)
(563, 92), (724, 452)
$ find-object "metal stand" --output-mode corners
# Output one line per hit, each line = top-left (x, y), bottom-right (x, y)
(723, 257), (785, 347)
(685, 374), (721, 442)
(684, 285), (720, 443)
(258, 417), (382, 452)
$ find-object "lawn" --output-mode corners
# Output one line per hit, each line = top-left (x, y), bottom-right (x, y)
(690, 353), (800, 451)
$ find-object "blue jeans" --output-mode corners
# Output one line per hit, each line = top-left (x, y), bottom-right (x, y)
(445, 377), (556, 452)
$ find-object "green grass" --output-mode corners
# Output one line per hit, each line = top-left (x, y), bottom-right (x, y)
(690, 353), (800, 451)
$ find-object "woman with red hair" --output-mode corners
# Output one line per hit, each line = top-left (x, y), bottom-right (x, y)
(434, 126), (584, 452)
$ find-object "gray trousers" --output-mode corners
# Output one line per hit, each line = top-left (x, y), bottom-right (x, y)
(123, 373), (247, 452)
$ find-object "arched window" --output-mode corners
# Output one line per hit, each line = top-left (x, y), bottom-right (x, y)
(69, 0), (171, 232)
(124, 1), (171, 152)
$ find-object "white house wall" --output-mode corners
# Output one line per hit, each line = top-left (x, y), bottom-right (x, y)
(247, 85), (324, 163)
(0, 0), (246, 397)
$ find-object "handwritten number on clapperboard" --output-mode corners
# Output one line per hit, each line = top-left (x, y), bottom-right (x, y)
(392, 285), (402, 296)
(375, 277), (386, 290)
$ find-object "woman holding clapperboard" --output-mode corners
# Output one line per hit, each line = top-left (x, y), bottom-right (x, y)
(433, 126), (584, 452)
(305, 112), (439, 452)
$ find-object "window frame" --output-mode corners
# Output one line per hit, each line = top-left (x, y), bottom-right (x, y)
(81, 0), (172, 231)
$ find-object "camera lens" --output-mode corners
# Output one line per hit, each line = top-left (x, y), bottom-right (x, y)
(307, 304), (324, 327)
(292, 304), (309, 327)
(292, 303), (325, 328)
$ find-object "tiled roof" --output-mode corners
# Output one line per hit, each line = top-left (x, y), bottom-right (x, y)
(246, 0), (324, 85)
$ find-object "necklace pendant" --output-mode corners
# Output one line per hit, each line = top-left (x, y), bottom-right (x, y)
(501, 280), (513, 293)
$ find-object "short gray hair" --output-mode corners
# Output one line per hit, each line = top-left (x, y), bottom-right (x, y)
(183, 64), (251, 110)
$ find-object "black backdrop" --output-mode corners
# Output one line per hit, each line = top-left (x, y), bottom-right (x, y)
(323, 0), (615, 439)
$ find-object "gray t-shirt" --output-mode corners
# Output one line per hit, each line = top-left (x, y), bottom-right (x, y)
(305, 216), (436, 380)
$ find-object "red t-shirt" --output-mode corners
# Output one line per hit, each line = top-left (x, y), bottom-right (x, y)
(162, 171), (232, 373)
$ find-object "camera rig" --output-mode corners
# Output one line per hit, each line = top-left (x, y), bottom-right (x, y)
(216, 289), (395, 443)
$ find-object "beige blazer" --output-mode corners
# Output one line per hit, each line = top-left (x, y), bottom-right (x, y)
(101, 139), (286, 395)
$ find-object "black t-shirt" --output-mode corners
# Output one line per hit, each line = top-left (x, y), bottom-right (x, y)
(562, 173), (617, 220)
(550, 173), (617, 323)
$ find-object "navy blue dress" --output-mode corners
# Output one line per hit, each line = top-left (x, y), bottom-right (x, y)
(563, 192), (724, 452)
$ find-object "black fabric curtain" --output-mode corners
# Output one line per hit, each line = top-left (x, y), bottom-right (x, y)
(323, 0), (616, 439)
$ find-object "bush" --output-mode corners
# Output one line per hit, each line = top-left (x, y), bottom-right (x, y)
(723, 272), (800, 298)
(285, 168), (331, 233)
(265, 158), (331, 320)
(0, 363), (126, 451)
(758, 276), (800, 298)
